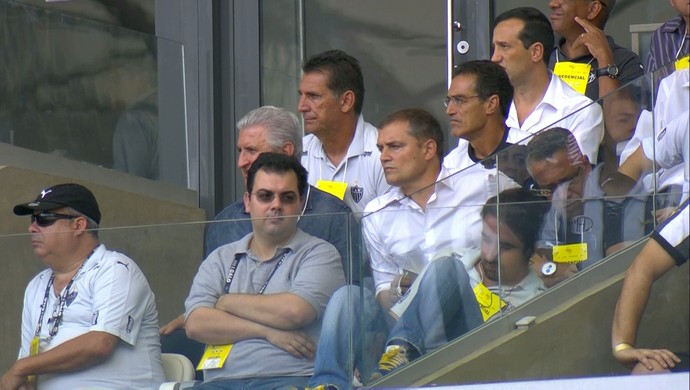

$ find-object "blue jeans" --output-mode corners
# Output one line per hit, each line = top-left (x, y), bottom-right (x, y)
(387, 256), (483, 355)
(193, 376), (309, 389)
(308, 285), (389, 389)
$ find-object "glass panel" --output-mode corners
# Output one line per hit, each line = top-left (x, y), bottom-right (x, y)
(0, 0), (188, 188)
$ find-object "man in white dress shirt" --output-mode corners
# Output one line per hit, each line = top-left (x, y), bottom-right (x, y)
(491, 7), (604, 164)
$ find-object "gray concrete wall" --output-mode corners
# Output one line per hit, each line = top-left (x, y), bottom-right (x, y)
(0, 165), (206, 372)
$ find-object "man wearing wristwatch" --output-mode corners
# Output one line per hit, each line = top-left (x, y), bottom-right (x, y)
(548, 0), (644, 102)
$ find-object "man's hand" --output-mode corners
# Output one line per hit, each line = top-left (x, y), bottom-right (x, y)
(573, 17), (614, 65)
(265, 329), (315, 359)
(378, 272), (417, 312)
(0, 364), (29, 390)
(160, 314), (185, 335)
(614, 346), (680, 371)
(654, 207), (677, 224)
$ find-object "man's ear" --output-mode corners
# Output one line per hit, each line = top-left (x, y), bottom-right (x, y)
(530, 42), (544, 64)
(484, 94), (500, 116)
(243, 192), (250, 213)
(586, 0), (603, 20)
(73, 216), (89, 236)
(422, 138), (438, 161)
(340, 91), (356, 113)
(281, 142), (295, 156)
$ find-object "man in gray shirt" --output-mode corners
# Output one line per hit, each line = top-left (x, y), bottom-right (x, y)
(184, 152), (345, 388)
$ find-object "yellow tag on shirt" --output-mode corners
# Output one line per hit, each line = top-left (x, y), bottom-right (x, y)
(553, 243), (588, 263)
(316, 180), (347, 200)
(473, 283), (507, 322)
(675, 55), (689, 71)
(28, 337), (39, 383)
(553, 62), (592, 95)
(197, 344), (233, 370)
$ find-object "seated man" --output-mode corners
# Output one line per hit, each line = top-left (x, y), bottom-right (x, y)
(161, 106), (355, 338)
(2, 183), (165, 389)
(370, 188), (550, 379)
(308, 107), (520, 390)
(526, 127), (648, 287)
(184, 153), (345, 389)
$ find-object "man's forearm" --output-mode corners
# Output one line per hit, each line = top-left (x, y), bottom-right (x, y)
(185, 307), (272, 345)
(10, 331), (117, 377)
(214, 293), (316, 330)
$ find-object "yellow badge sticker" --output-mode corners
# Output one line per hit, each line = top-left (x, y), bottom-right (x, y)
(675, 55), (689, 71)
(552, 243), (588, 263)
(473, 283), (507, 322)
(28, 337), (40, 383)
(553, 62), (591, 95)
(197, 344), (233, 370)
(316, 180), (347, 201)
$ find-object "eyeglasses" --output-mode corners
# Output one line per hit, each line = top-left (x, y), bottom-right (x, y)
(251, 190), (300, 204)
(443, 95), (482, 108)
(31, 213), (78, 227)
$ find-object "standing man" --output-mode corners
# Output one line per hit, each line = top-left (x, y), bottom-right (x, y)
(185, 153), (345, 389)
(647, 0), (690, 87)
(2, 183), (165, 389)
(299, 49), (390, 215)
(491, 7), (604, 164)
(548, 0), (644, 101)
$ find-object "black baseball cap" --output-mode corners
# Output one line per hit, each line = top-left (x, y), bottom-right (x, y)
(13, 183), (101, 224)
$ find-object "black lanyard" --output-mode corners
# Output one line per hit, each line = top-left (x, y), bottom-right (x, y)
(35, 248), (97, 340)
(223, 251), (289, 294)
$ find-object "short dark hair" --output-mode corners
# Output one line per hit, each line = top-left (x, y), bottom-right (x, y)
(526, 127), (581, 165)
(452, 60), (514, 120)
(494, 7), (554, 65)
(302, 49), (365, 115)
(481, 188), (550, 260)
(246, 152), (308, 197)
(378, 108), (445, 162)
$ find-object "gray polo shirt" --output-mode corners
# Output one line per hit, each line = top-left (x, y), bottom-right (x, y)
(185, 228), (345, 382)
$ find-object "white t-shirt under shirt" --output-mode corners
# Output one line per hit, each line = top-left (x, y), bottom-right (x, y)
(19, 244), (164, 389)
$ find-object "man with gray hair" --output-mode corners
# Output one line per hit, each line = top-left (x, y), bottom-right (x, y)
(160, 106), (355, 336)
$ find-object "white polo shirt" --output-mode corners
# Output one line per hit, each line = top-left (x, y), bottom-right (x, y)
(643, 111), (690, 203)
(362, 166), (521, 296)
(19, 245), (165, 389)
(506, 75), (604, 164)
(301, 115), (390, 215)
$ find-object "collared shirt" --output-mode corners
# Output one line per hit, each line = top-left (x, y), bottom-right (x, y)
(444, 127), (532, 169)
(621, 69), (689, 194)
(506, 75), (604, 164)
(647, 15), (689, 82)
(466, 254), (546, 310)
(549, 35), (645, 101)
(19, 245), (165, 389)
(204, 185), (361, 283)
(362, 166), (521, 296)
(185, 229), (345, 381)
(301, 115), (390, 215)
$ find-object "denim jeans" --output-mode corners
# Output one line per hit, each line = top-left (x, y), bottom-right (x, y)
(193, 376), (309, 389)
(387, 256), (483, 355)
(308, 284), (389, 389)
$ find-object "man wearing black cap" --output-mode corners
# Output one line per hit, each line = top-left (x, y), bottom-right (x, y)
(1, 183), (165, 389)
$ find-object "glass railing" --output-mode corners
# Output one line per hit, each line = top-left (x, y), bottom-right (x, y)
(0, 0), (188, 188)
(1, 67), (686, 386)
(357, 65), (688, 386)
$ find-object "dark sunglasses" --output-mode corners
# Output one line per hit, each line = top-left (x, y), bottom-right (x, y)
(251, 190), (300, 204)
(31, 213), (78, 227)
